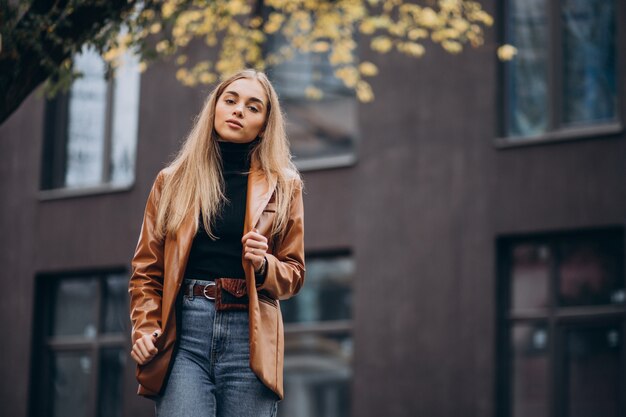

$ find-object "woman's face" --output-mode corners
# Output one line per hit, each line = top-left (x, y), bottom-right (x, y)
(214, 78), (269, 144)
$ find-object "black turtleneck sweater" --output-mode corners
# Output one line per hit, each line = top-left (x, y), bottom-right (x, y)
(183, 138), (261, 280)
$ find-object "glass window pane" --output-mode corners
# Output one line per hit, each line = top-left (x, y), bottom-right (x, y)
(110, 44), (140, 186)
(564, 324), (620, 417)
(505, 0), (549, 137)
(281, 256), (354, 323)
(98, 348), (126, 417)
(510, 243), (551, 311)
(50, 351), (92, 417)
(66, 45), (108, 188)
(53, 278), (99, 337)
(102, 274), (129, 334)
(268, 31), (358, 166)
(511, 323), (549, 417)
(558, 236), (624, 307)
(561, 0), (616, 126)
(280, 334), (352, 417)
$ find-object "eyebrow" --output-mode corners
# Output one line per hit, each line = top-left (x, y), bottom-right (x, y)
(224, 90), (265, 107)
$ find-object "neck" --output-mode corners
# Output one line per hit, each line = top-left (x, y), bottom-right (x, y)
(217, 137), (260, 172)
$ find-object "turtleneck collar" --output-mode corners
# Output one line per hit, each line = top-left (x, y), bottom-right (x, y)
(217, 137), (260, 173)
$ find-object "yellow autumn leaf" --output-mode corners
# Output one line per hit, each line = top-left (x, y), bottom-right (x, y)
(199, 72), (216, 84)
(356, 80), (374, 102)
(442, 40), (462, 53)
(305, 86), (323, 100)
(149, 23), (162, 34)
(371, 36), (393, 53)
(359, 61), (378, 76)
(156, 40), (169, 53)
(497, 44), (518, 61)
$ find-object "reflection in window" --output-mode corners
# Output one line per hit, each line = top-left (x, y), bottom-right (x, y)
(266, 25), (358, 170)
(561, 0), (616, 126)
(565, 324), (620, 417)
(510, 243), (551, 311)
(502, 0), (617, 138)
(32, 272), (129, 417)
(499, 228), (624, 417)
(558, 238), (623, 307)
(504, 0), (549, 137)
(511, 324), (549, 417)
(279, 254), (354, 417)
(281, 256), (354, 323)
(42, 42), (140, 190)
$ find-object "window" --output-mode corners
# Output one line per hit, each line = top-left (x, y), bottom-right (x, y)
(499, 0), (619, 143)
(497, 228), (625, 417)
(41, 43), (141, 192)
(278, 253), (354, 417)
(30, 272), (130, 417)
(264, 14), (359, 171)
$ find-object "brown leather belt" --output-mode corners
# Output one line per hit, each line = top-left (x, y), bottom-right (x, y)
(186, 281), (218, 300)
(184, 278), (249, 310)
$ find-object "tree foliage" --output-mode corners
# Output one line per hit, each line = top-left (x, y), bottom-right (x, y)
(0, 0), (495, 124)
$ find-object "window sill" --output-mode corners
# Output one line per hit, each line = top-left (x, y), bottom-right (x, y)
(493, 122), (623, 149)
(38, 183), (135, 201)
(294, 153), (357, 172)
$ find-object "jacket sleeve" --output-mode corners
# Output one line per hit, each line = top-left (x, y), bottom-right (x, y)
(128, 171), (165, 345)
(257, 181), (305, 300)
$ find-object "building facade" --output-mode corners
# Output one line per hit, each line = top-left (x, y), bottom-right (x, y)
(0, 1), (624, 416)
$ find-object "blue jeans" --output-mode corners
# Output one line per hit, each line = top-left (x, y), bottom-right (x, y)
(155, 279), (279, 417)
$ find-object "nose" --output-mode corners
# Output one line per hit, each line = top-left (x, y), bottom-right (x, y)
(232, 103), (244, 117)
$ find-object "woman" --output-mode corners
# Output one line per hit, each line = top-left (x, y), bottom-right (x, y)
(128, 69), (305, 417)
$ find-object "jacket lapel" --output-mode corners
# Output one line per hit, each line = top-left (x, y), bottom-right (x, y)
(244, 157), (278, 233)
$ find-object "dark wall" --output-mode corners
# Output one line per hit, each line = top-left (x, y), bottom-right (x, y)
(350, 7), (625, 417)
(1, 1), (625, 415)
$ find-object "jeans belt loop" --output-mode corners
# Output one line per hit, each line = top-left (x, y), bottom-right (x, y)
(188, 280), (195, 301)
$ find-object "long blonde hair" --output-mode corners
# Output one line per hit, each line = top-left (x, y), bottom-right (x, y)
(155, 69), (303, 243)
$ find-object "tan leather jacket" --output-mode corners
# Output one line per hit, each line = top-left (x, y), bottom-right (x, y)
(128, 158), (305, 400)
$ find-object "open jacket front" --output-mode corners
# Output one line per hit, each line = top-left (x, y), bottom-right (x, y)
(128, 158), (305, 400)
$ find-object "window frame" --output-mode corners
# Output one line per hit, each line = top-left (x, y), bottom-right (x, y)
(260, 6), (360, 171)
(494, 0), (625, 149)
(496, 226), (626, 417)
(280, 249), (354, 416)
(40, 51), (140, 199)
(29, 269), (131, 417)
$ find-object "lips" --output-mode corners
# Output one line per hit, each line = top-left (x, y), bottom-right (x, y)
(226, 119), (243, 129)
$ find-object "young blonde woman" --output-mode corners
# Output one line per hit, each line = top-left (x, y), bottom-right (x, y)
(128, 69), (305, 417)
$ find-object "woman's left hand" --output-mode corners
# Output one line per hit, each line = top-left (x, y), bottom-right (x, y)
(242, 228), (268, 272)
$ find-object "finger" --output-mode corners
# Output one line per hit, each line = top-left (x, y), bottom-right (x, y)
(132, 346), (146, 363)
(245, 248), (266, 258)
(241, 231), (256, 242)
(242, 230), (265, 243)
(245, 239), (268, 249)
(144, 334), (159, 353)
(244, 252), (263, 264)
(137, 339), (152, 359)
(131, 350), (144, 365)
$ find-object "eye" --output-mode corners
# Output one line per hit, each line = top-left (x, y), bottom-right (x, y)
(248, 106), (259, 113)
(225, 98), (236, 104)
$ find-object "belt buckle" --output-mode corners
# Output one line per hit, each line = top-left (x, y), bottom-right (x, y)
(202, 282), (216, 300)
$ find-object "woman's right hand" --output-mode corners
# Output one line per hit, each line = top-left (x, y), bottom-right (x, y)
(131, 330), (160, 365)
